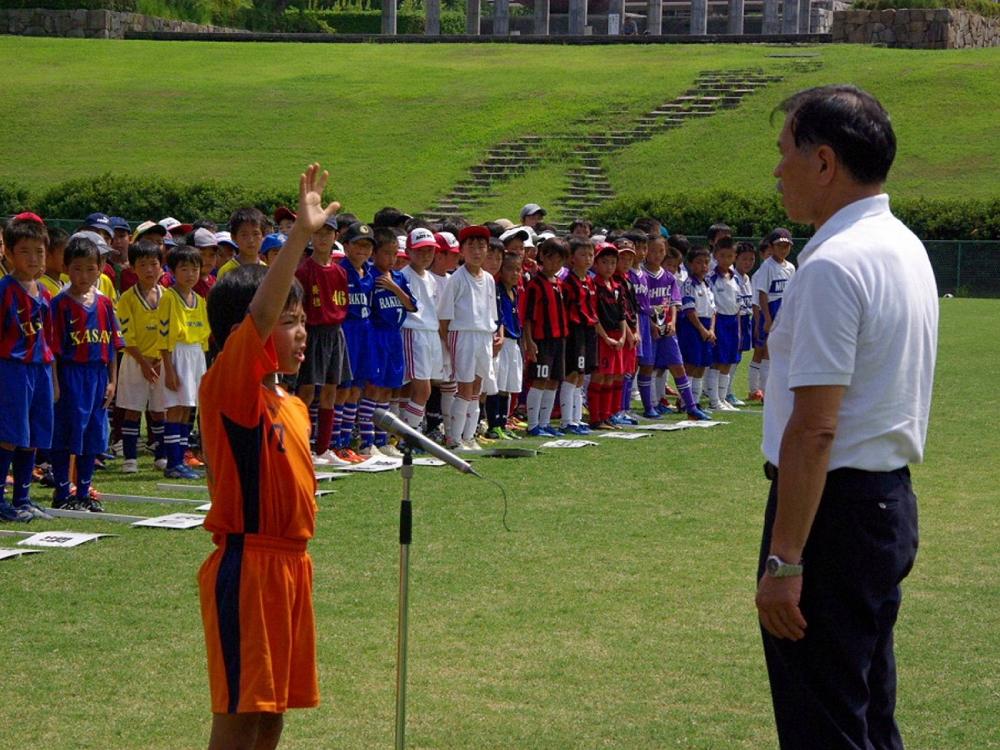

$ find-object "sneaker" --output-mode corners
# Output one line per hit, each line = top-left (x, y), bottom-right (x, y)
(52, 494), (80, 510)
(619, 413), (639, 425)
(121, 458), (139, 474)
(726, 394), (746, 407)
(719, 400), (738, 411)
(687, 407), (713, 421)
(0, 501), (32, 523)
(575, 423), (593, 435)
(642, 409), (662, 419)
(184, 451), (205, 468)
(544, 426), (564, 437)
(748, 389), (764, 403)
(655, 403), (672, 415)
(153, 458), (167, 471)
(526, 426), (548, 438)
(476, 434), (497, 445)
(359, 445), (383, 458)
(485, 427), (506, 440)
(15, 500), (53, 521)
(507, 418), (528, 431)
(380, 444), (404, 459)
(164, 465), (202, 480)
(335, 448), (366, 464)
(110, 440), (123, 457)
(76, 496), (105, 513)
(461, 440), (483, 451)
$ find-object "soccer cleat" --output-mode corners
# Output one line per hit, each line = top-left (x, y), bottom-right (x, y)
(335, 448), (366, 464)
(164, 465), (202, 480)
(575, 423), (593, 434)
(153, 458), (167, 471)
(358, 444), (383, 458)
(76, 496), (105, 513)
(526, 426), (549, 438)
(461, 440), (484, 451)
(687, 407), (713, 421)
(540, 426), (562, 437)
(15, 500), (54, 521)
(184, 451), (205, 468)
(655, 403), (673, 415)
(507, 418), (528, 431)
(726, 394), (746, 407)
(52, 494), (80, 510)
(642, 409), (662, 419)
(0, 501), (33, 523)
(748, 390), (764, 403)
(312, 450), (338, 466)
(380, 444), (404, 459)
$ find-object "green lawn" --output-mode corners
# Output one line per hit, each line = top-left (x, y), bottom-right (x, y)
(1, 39), (998, 223)
(1, 298), (996, 749)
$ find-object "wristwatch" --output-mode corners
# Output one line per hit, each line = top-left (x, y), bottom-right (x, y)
(765, 554), (803, 578)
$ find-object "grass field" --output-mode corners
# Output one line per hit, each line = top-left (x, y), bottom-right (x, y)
(1, 39), (998, 222)
(1, 298), (996, 749)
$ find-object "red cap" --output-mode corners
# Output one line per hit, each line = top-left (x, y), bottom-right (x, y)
(458, 225), (491, 244)
(274, 206), (297, 223)
(434, 231), (460, 254)
(13, 211), (45, 225)
(595, 242), (619, 257)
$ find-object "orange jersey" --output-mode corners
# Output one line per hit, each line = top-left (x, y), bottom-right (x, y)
(198, 316), (317, 541)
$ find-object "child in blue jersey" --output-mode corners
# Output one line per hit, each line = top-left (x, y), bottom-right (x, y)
(336, 222), (377, 459)
(0, 213), (54, 522)
(159, 245), (211, 479)
(49, 234), (123, 512)
(728, 241), (757, 407)
(754, 228), (796, 397)
(486, 253), (524, 439)
(705, 237), (740, 411)
(677, 247), (717, 407)
(363, 228), (416, 457)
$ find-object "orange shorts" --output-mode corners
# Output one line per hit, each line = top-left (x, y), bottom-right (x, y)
(198, 533), (319, 714)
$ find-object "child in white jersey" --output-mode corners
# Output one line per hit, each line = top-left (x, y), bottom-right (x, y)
(399, 227), (443, 431)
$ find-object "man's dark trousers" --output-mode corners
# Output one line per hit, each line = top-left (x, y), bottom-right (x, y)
(758, 466), (919, 749)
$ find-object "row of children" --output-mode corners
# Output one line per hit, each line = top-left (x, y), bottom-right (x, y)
(0, 201), (795, 521)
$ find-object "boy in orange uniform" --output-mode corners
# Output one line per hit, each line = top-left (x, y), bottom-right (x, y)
(197, 164), (339, 750)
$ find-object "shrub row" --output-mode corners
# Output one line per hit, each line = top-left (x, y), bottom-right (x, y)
(298, 8), (467, 34)
(0, 0), (137, 8)
(2, 178), (997, 241)
(588, 191), (1000, 241)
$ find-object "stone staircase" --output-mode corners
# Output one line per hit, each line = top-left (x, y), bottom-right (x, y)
(421, 67), (789, 225)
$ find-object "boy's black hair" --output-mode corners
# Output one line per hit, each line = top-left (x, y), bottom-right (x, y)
(686, 246), (711, 264)
(372, 206), (411, 229)
(228, 207), (266, 236)
(63, 235), (102, 268)
(484, 221), (505, 238)
(568, 236), (595, 255)
(372, 226), (399, 250)
(707, 223), (732, 245)
(538, 237), (570, 260)
(632, 217), (661, 235)
(488, 237), (505, 254)
(193, 219), (218, 233)
(624, 229), (648, 245)
(4, 216), (49, 251)
(128, 239), (163, 267)
(569, 219), (592, 234)
(666, 233), (690, 255)
(604, 230), (623, 243)
(207, 264), (304, 350)
(735, 240), (757, 257)
(501, 252), (522, 270)
(714, 235), (736, 251)
(334, 212), (358, 231)
(405, 218), (433, 233)
(663, 245), (684, 262)
(167, 244), (203, 271)
(48, 226), (70, 249)
(438, 219), (466, 237)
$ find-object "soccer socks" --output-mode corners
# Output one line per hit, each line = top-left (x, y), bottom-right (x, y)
(525, 387), (543, 430)
(76, 454), (96, 501)
(462, 398), (480, 443)
(440, 382), (457, 438)
(760, 359), (770, 393)
(559, 381), (576, 427)
(402, 400), (425, 430)
(674, 374), (697, 412)
(338, 402), (358, 448)
(150, 421), (165, 460)
(727, 362), (739, 397)
(11, 450), (34, 505)
(358, 398), (377, 447)
(717, 373), (731, 405)
(587, 381), (604, 423)
(484, 394), (502, 430)
(122, 419), (141, 460)
(0, 445), (15, 504)
(538, 388), (557, 429)
(316, 407), (335, 455)
(621, 373), (634, 413)
(748, 361), (761, 393)
(638, 374), (654, 412)
(50, 449), (72, 502)
(573, 386), (585, 426)
(654, 372), (667, 403)
(691, 377), (704, 404)
(705, 368), (720, 405)
(374, 401), (391, 447)
(448, 396), (468, 445)
(163, 422), (183, 470)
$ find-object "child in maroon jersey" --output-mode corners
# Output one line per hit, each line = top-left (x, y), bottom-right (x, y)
(589, 243), (627, 430)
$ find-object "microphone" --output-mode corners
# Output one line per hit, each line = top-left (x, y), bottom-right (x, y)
(373, 408), (479, 477)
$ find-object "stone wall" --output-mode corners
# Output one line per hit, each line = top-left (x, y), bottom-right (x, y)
(832, 8), (1000, 48)
(0, 8), (242, 38)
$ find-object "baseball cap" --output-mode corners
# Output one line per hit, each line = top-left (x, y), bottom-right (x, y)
(132, 220), (168, 242)
(623, 230), (648, 245)
(519, 203), (546, 220)
(214, 231), (237, 249)
(535, 230), (557, 242)
(595, 242), (619, 258)
(259, 232), (287, 255)
(109, 216), (130, 233)
(458, 225), (491, 244)
(407, 227), (438, 251)
(342, 222), (375, 245)
(274, 206), (296, 223)
(615, 237), (637, 253)
(191, 228), (218, 248)
(322, 215), (339, 231)
(434, 231), (460, 254)
(164, 235), (177, 248)
(765, 228), (793, 245)
(332, 241), (345, 259)
(70, 230), (112, 255)
(12, 211), (44, 224)
(159, 217), (193, 236)
(83, 212), (114, 238)
(499, 227), (530, 245)
(493, 218), (515, 231)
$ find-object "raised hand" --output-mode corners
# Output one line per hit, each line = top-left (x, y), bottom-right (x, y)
(294, 163), (341, 236)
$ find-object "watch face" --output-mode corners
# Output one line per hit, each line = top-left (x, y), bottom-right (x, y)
(766, 557), (779, 576)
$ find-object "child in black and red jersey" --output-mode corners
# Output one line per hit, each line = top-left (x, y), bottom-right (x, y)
(588, 243), (627, 430)
(559, 237), (598, 435)
(613, 238), (641, 425)
(521, 237), (569, 438)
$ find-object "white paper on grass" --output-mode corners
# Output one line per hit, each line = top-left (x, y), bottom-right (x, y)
(18, 531), (113, 548)
(195, 502), (213, 512)
(132, 513), (205, 529)
(412, 457), (446, 467)
(633, 423), (691, 432)
(340, 457), (402, 473)
(314, 472), (352, 481)
(0, 548), (43, 560)
(539, 439), (599, 449)
(675, 420), (727, 428)
(592, 431), (652, 440)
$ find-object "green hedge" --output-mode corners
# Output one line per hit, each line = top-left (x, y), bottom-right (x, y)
(299, 8), (467, 33)
(588, 191), (1000, 241)
(0, 0), (137, 8)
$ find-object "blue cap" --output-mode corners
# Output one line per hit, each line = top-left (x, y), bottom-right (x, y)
(109, 216), (130, 233)
(260, 232), (287, 255)
(164, 234), (178, 248)
(84, 212), (114, 238)
(660, 225), (670, 239)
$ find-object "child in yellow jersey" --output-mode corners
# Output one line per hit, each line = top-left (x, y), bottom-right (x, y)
(39, 227), (68, 298)
(216, 207), (267, 280)
(159, 245), (211, 479)
(115, 240), (167, 473)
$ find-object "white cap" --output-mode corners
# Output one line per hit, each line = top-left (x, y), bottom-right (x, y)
(500, 226), (530, 244)
(214, 231), (237, 249)
(192, 228), (217, 248)
(407, 227), (438, 250)
(536, 230), (557, 242)
(332, 241), (345, 259)
(69, 230), (112, 256)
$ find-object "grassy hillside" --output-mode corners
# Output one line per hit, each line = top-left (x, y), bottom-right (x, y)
(0, 39), (998, 222)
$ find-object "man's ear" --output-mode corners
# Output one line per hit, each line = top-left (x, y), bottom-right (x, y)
(815, 144), (838, 187)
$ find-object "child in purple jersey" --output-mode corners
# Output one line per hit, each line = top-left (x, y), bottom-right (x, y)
(0, 213), (54, 522)
(361, 228), (416, 456)
(50, 235), (123, 512)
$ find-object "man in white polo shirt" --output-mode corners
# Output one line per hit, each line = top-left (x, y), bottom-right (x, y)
(754, 85), (938, 749)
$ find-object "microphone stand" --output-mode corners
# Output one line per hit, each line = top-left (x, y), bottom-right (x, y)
(395, 441), (414, 750)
